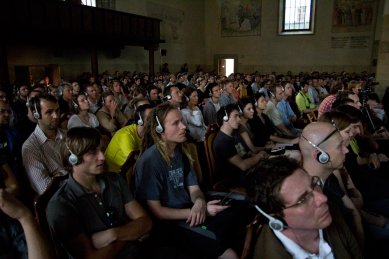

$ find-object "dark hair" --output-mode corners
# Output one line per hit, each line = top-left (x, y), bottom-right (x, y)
(333, 104), (363, 123)
(216, 104), (239, 126)
(237, 97), (254, 115)
(29, 94), (58, 115)
(246, 157), (301, 216)
(62, 127), (101, 166)
(134, 104), (153, 123)
(319, 111), (353, 131)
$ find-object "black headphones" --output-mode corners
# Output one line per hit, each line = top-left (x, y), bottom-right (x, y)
(254, 205), (287, 231)
(65, 143), (79, 165)
(301, 135), (330, 164)
(154, 109), (164, 134)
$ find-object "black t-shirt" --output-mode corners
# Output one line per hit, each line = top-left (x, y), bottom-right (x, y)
(248, 113), (275, 147)
(213, 131), (249, 186)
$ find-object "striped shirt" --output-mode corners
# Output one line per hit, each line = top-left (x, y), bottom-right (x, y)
(22, 125), (68, 194)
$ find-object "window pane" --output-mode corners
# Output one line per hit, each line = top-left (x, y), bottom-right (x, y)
(82, 0), (96, 7)
(284, 0), (311, 30)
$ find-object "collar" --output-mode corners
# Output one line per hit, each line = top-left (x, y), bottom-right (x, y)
(33, 125), (65, 145)
(274, 229), (334, 259)
(67, 173), (107, 196)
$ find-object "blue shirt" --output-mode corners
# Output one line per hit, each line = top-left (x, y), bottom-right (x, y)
(276, 99), (296, 127)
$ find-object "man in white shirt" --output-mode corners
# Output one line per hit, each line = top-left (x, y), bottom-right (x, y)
(22, 94), (67, 194)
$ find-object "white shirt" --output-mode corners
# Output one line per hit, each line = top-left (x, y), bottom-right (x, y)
(22, 126), (68, 194)
(273, 229), (334, 259)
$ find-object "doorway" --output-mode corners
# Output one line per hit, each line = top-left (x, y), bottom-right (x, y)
(218, 58), (235, 77)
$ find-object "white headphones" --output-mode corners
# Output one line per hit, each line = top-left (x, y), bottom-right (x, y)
(223, 107), (229, 122)
(254, 205), (286, 231)
(301, 135), (330, 164)
(65, 143), (79, 165)
(33, 102), (41, 120)
(137, 112), (144, 126)
(155, 115), (164, 134)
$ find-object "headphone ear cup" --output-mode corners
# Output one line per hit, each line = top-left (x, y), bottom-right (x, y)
(137, 112), (144, 126)
(223, 108), (229, 122)
(155, 115), (164, 134)
(317, 151), (330, 164)
(209, 90), (212, 97)
(68, 153), (79, 166)
(268, 217), (285, 232)
(33, 111), (40, 120)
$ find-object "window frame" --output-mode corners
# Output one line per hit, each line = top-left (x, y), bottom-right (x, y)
(278, 0), (316, 36)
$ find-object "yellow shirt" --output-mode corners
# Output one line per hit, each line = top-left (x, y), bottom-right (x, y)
(104, 124), (141, 173)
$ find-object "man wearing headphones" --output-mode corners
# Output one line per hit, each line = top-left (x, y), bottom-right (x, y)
(22, 94), (67, 194)
(246, 156), (362, 258)
(162, 84), (184, 108)
(104, 104), (153, 173)
(265, 84), (298, 137)
(300, 122), (365, 247)
(47, 127), (151, 258)
(203, 82), (222, 125)
(213, 104), (268, 188)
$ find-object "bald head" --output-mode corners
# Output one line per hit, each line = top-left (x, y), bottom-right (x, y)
(299, 122), (338, 159)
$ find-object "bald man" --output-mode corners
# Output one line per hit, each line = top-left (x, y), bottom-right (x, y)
(299, 122), (365, 247)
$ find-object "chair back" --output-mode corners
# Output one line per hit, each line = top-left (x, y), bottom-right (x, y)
(119, 150), (141, 189)
(306, 111), (317, 123)
(34, 174), (69, 258)
(203, 124), (219, 188)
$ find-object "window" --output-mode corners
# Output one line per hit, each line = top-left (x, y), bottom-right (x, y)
(279, 0), (316, 35)
(82, 0), (96, 7)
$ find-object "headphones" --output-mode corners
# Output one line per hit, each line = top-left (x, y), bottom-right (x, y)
(237, 104), (243, 115)
(208, 89), (213, 97)
(184, 94), (189, 102)
(72, 100), (79, 110)
(269, 90), (276, 99)
(33, 101), (41, 120)
(163, 94), (172, 101)
(223, 107), (229, 122)
(26, 96), (30, 108)
(65, 143), (79, 165)
(301, 135), (330, 164)
(101, 96), (105, 105)
(254, 205), (286, 231)
(154, 109), (164, 134)
(137, 111), (144, 126)
(253, 97), (258, 107)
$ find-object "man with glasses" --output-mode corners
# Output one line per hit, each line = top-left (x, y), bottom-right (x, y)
(299, 122), (365, 247)
(246, 156), (362, 258)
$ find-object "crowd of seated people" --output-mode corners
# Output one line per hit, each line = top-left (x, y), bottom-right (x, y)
(1, 69), (389, 258)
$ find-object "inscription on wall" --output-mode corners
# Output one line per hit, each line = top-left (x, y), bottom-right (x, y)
(331, 36), (370, 48)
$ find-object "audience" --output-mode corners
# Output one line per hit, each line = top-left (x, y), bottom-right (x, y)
(0, 69), (387, 258)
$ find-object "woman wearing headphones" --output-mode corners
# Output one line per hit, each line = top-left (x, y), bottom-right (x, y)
(134, 103), (240, 259)
(67, 93), (99, 129)
(181, 87), (207, 142)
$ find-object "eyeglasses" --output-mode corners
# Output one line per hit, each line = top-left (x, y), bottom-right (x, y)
(284, 176), (323, 209)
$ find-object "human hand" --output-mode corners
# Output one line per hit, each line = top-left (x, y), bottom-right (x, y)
(368, 153), (380, 169)
(206, 200), (229, 216)
(378, 153), (389, 162)
(187, 198), (206, 227)
(257, 151), (269, 160)
(91, 228), (116, 249)
(109, 101), (118, 117)
(0, 189), (30, 221)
